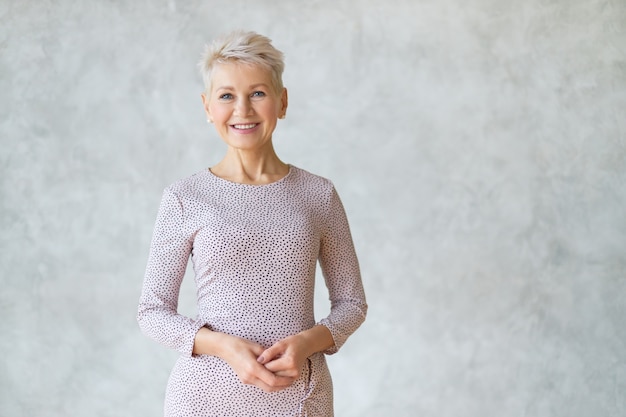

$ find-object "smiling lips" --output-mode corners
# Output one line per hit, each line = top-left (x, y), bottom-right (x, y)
(232, 123), (259, 130)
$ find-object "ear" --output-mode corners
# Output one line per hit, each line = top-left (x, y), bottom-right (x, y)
(279, 88), (288, 118)
(201, 93), (212, 122)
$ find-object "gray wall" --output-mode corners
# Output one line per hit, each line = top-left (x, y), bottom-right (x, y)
(2, 0), (625, 416)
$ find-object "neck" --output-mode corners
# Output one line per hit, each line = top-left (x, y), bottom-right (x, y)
(211, 145), (289, 185)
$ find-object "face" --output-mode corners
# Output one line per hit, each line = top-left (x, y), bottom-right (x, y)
(202, 62), (287, 152)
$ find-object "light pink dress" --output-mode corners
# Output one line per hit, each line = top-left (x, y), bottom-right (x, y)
(137, 165), (367, 416)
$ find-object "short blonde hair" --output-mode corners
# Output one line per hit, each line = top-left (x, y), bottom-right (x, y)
(199, 30), (285, 94)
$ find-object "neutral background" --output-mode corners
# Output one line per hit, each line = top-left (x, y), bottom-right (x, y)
(2, 0), (625, 416)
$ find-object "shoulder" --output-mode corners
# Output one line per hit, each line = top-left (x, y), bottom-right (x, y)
(290, 165), (335, 194)
(162, 169), (212, 200)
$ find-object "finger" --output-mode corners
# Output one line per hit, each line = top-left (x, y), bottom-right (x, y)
(256, 381), (293, 393)
(263, 357), (288, 373)
(255, 375), (295, 392)
(273, 369), (298, 378)
(249, 344), (266, 358)
(268, 365), (299, 378)
(250, 360), (288, 383)
(250, 378), (281, 393)
(263, 357), (299, 378)
(255, 364), (295, 388)
(250, 376), (284, 393)
(237, 361), (293, 392)
(257, 343), (285, 365)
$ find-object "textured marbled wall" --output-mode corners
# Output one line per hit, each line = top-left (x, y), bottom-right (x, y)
(1, 0), (625, 416)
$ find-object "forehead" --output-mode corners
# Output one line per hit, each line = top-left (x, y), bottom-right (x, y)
(211, 61), (273, 91)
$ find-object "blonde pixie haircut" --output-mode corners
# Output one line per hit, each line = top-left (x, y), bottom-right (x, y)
(199, 30), (285, 94)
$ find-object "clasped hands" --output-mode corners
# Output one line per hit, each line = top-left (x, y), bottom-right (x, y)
(193, 325), (333, 393)
(223, 334), (309, 393)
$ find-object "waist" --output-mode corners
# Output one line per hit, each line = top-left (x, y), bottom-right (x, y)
(201, 314), (316, 347)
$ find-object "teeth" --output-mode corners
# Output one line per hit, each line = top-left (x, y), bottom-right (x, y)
(233, 123), (257, 129)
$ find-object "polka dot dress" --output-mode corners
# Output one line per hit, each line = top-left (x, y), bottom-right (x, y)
(137, 165), (367, 417)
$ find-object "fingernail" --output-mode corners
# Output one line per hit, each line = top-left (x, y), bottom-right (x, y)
(257, 356), (265, 363)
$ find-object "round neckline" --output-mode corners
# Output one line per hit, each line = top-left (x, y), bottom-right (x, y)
(206, 164), (294, 187)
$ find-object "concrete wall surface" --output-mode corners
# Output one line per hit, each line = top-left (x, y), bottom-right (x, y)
(1, 0), (625, 416)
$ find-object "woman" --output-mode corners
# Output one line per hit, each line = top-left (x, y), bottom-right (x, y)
(137, 30), (367, 417)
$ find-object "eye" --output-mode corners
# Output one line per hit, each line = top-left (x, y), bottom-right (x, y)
(219, 93), (233, 100)
(251, 91), (266, 98)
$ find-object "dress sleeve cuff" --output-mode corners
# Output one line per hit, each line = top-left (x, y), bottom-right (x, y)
(316, 320), (340, 355)
(181, 318), (208, 357)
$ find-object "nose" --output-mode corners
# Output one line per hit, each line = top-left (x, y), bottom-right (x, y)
(234, 97), (253, 117)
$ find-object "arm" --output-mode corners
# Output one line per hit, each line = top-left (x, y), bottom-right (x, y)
(138, 189), (295, 391)
(315, 184), (368, 354)
(258, 184), (367, 376)
(137, 190), (294, 392)
(136, 189), (206, 357)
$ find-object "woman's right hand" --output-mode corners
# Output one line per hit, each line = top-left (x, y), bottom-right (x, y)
(193, 328), (295, 392)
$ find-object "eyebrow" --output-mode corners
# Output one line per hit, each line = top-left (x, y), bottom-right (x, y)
(215, 83), (271, 92)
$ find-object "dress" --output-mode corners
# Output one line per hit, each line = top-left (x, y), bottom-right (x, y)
(137, 165), (367, 417)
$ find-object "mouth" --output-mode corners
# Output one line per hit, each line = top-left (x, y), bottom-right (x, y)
(231, 123), (259, 130)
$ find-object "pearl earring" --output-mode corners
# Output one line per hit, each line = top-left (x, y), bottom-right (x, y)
(207, 119), (213, 124)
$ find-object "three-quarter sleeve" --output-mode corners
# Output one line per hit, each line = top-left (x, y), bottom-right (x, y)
(317, 185), (368, 354)
(137, 189), (206, 357)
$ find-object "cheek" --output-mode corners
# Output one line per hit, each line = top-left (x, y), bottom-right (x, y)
(209, 105), (229, 122)
(261, 101), (281, 117)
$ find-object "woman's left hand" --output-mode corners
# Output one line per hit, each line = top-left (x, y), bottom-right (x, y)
(257, 325), (335, 379)
(256, 334), (309, 379)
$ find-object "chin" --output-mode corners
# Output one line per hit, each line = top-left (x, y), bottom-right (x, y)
(226, 142), (263, 151)
(225, 137), (270, 150)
